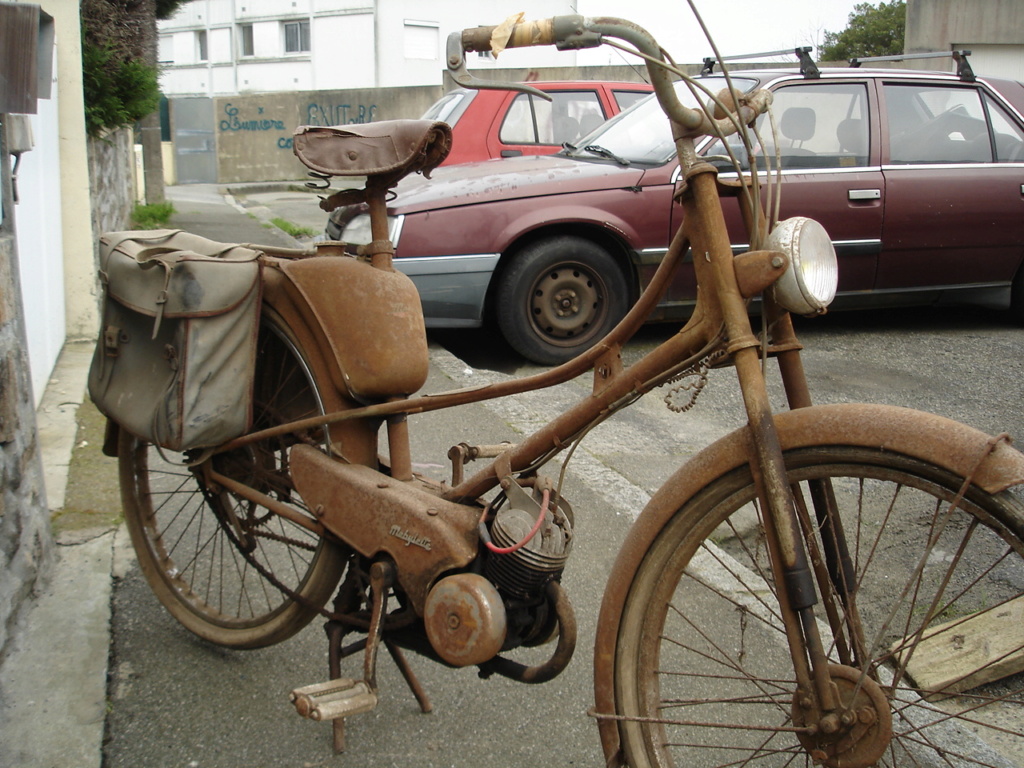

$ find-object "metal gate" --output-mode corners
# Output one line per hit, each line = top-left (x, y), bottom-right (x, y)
(171, 97), (217, 184)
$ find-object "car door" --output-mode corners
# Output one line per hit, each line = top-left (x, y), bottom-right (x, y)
(687, 77), (884, 295)
(877, 80), (1024, 290)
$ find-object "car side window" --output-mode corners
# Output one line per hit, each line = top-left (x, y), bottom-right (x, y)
(500, 91), (606, 147)
(884, 84), (993, 164)
(703, 82), (870, 171)
(986, 93), (1024, 162)
(612, 89), (650, 112)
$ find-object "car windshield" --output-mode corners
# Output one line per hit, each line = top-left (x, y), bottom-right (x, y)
(422, 90), (474, 125)
(565, 76), (758, 165)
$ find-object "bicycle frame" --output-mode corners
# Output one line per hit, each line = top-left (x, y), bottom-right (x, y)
(180, 14), (1024, 765)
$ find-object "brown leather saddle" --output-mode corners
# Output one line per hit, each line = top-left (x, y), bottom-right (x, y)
(292, 119), (452, 179)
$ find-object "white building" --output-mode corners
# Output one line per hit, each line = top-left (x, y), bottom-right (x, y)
(158, 0), (582, 97)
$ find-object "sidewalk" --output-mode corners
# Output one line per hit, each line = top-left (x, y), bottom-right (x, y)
(0, 184), (327, 768)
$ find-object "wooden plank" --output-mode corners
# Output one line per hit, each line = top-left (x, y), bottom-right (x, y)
(896, 594), (1024, 695)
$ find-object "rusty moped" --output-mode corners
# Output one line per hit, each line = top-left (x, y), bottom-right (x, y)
(106, 13), (1024, 767)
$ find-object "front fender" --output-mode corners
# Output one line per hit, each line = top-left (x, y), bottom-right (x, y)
(593, 402), (1024, 765)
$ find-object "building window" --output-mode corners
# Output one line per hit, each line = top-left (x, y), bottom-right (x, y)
(240, 24), (254, 57)
(196, 30), (208, 62)
(284, 20), (310, 53)
(403, 20), (439, 60)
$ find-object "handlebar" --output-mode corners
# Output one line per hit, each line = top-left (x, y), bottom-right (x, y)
(448, 15), (771, 141)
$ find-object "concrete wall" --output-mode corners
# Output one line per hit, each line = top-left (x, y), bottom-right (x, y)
(906, 0), (1024, 75)
(173, 66), (659, 184)
(193, 85), (442, 183)
(40, 0), (96, 343)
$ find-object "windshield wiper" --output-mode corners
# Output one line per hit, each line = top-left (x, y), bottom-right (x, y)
(582, 144), (631, 166)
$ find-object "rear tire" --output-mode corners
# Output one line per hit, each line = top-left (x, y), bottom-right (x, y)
(119, 313), (346, 649)
(495, 236), (629, 365)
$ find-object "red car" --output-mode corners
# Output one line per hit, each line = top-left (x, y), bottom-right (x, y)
(330, 66), (1024, 365)
(422, 81), (652, 166)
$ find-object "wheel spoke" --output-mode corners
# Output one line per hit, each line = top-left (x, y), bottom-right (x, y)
(615, 447), (1024, 768)
(118, 316), (345, 648)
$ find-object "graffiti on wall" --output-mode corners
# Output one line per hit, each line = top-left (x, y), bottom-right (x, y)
(304, 102), (379, 127)
(217, 101), (379, 150)
(219, 103), (285, 132)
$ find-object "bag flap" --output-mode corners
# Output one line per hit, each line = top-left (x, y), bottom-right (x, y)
(99, 230), (261, 317)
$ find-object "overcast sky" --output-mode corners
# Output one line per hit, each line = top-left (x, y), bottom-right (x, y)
(573, 0), (865, 64)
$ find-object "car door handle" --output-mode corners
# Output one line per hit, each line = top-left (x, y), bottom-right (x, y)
(500, 149), (523, 157)
(848, 189), (881, 201)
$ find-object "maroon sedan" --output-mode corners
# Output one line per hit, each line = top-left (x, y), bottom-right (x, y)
(328, 66), (1024, 365)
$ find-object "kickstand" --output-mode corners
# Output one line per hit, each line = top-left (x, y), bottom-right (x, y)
(321, 561), (432, 753)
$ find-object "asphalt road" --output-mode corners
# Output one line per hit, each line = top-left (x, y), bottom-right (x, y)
(102, 187), (1024, 767)
(104, 303), (1024, 768)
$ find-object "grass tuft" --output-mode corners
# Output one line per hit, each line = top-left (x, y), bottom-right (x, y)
(131, 201), (176, 229)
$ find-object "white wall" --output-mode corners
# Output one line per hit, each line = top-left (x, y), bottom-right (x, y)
(158, 0), (580, 95)
(14, 87), (66, 406)
(962, 44), (1024, 81)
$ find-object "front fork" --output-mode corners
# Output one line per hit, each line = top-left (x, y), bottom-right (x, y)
(684, 161), (864, 724)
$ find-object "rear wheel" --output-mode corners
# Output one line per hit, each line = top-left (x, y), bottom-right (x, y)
(614, 446), (1024, 768)
(119, 313), (346, 649)
(496, 236), (629, 365)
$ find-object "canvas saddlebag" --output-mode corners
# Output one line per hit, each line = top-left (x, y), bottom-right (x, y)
(88, 229), (262, 452)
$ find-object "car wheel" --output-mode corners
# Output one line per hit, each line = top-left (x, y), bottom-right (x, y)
(1011, 264), (1024, 325)
(496, 236), (629, 365)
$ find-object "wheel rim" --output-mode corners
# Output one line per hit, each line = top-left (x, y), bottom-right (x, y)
(527, 261), (609, 347)
(121, 319), (342, 643)
(616, 449), (1024, 768)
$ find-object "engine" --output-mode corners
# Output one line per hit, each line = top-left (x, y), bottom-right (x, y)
(423, 478), (573, 666)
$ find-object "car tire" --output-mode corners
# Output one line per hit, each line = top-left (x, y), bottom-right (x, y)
(1011, 264), (1024, 325)
(496, 236), (629, 365)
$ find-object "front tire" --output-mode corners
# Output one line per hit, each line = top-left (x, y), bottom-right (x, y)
(495, 236), (629, 365)
(614, 446), (1024, 768)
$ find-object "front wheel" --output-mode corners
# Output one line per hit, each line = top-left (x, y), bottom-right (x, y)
(614, 446), (1024, 768)
(495, 236), (629, 365)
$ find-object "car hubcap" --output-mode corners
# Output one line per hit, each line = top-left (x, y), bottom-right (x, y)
(529, 266), (604, 342)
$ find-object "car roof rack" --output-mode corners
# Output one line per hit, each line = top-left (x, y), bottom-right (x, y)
(701, 46), (819, 79)
(849, 50), (975, 82)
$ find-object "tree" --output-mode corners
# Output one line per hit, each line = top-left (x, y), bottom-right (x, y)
(820, 1), (906, 62)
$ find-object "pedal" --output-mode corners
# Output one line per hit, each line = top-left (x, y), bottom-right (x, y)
(290, 678), (378, 722)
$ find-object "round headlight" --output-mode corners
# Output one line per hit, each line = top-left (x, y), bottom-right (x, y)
(766, 217), (838, 315)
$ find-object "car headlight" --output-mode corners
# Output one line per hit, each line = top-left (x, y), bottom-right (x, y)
(341, 213), (404, 247)
(766, 217), (838, 315)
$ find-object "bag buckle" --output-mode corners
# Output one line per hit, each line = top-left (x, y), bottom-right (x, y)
(103, 326), (123, 358)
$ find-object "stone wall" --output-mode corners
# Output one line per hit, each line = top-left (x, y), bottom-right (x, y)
(0, 120), (54, 658)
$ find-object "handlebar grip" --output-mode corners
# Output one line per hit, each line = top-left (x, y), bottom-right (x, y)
(460, 15), (569, 56)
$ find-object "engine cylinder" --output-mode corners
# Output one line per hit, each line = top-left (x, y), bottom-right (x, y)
(485, 506), (572, 599)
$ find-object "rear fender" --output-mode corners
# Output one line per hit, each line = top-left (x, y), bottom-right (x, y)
(593, 402), (1024, 765)
(261, 267), (380, 466)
